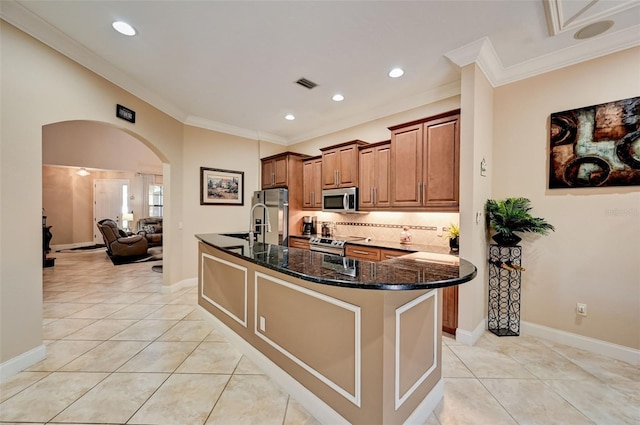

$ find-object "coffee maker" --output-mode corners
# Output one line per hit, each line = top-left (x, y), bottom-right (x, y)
(301, 216), (317, 235)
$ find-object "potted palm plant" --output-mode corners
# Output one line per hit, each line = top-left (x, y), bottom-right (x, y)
(485, 197), (555, 246)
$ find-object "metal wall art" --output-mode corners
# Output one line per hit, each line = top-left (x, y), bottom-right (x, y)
(549, 96), (639, 188)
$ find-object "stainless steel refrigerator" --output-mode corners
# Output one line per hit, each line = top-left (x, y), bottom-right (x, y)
(252, 188), (289, 246)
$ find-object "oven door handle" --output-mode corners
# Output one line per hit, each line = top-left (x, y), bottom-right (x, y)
(310, 245), (344, 256)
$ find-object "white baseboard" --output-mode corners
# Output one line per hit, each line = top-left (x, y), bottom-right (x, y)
(455, 319), (486, 346)
(52, 241), (99, 251)
(403, 379), (443, 425)
(0, 344), (46, 383)
(161, 277), (197, 294)
(198, 306), (350, 425)
(521, 321), (640, 366)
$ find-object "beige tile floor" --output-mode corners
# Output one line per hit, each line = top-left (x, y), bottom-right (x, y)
(1, 249), (638, 424)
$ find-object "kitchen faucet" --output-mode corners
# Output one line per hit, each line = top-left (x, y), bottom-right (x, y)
(248, 202), (271, 248)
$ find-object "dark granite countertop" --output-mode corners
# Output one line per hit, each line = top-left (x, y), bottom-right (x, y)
(196, 233), (476, 291)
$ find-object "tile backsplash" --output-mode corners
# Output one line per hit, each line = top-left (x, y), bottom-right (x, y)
(311, 211), (459, 248)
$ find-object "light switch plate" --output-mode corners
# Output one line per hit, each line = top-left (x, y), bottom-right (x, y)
(259, 316), (266, 332)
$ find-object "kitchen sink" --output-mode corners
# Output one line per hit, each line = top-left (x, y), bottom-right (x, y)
(220, 232), (251, 240)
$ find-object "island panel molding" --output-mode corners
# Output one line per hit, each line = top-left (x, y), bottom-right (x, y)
(254, 271), (361, 406)
(395, 289), (438, 409)
(200, 253), (248, 327)
(197, 235), (476, 424)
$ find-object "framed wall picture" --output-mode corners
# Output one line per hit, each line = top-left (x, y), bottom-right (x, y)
(549, 96), (640, 188)
(200, 167), (244, 205)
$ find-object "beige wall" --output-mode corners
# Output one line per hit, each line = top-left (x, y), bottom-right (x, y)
(259, 140), (288, 159)
(288, 97), (461, 156)
(43, 120), (163, 175)
(493, 47), (640, 349)
(457, 63), (494, 337)
(2, 14), (638, 377)
(0, 20), (184, 365)
(42, 166), (145, 245)
(181, 125), (263, 275)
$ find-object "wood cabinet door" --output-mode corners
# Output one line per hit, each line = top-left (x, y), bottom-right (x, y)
(441, 285), (458, 335)
(289, 237), (310, 250)
(311, 158), (322, 208)
(423, 115), (460, 208)
(391, 124), (423, 207)
(337, 145), (358, 187)
(302, 160), (314, 208)
(358, 147), (375, 209)
(273, 156), (288, 187)
(302, 158), (323, 209)
(374, 144), (391, 208)
(379, 248), (409, 260)
(261, 159), (274, 188)
(345, 245), (381, 261)
(321, 149), (339, 188)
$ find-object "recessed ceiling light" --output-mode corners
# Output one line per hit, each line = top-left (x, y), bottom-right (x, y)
(285, 114), (295, 121)
(574, 20), (614, 40)
(332, 94), (344, 102)
(112, 21), (136, 36)
(388, 68), (404, 78)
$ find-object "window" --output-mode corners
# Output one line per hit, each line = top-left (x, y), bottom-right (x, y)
(122, 184), (133, 229)
(149, 184), (163, 217)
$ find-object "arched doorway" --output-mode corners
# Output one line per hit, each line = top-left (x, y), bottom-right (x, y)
(42, 120), (171, 282)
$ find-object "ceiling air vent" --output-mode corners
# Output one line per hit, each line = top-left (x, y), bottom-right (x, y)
(295, 77), (318, 89)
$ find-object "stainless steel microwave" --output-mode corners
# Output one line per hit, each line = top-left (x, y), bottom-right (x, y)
(322, 187), (358, 213)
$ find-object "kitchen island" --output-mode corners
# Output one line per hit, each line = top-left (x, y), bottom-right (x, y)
(196, 233), (476, 425)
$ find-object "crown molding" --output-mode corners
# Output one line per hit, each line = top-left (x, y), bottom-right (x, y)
(0, 0), (188, 123)
(544, 0), (640, 36)
(3, 0), (638, 145)
(496, 24), (640, 85)
(183, 116), (287, 145)
(445, 26), (640, 87)
(444, 37), (502, 87)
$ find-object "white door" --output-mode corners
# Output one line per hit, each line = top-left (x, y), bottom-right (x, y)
(94, 179), (129, 244)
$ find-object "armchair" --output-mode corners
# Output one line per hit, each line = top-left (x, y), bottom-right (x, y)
(137, 217), (163, 247)
(97, 219), (148, 257)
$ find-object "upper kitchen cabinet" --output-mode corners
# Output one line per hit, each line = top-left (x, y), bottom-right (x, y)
(359, 141), (391, 210)
(320, 140), (368, 189)
(261, 152), (309, 189)
(389, 111), (460, 211)
(302, 156), (323, 210)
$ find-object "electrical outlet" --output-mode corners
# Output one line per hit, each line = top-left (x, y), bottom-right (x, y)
(259, 316), (266, 332)
(576, 303), (587, 316)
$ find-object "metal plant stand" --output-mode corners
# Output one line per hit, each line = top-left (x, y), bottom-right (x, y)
(488, 244), (522, 336)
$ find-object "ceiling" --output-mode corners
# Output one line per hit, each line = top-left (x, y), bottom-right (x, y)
(2, 0), (639, 145)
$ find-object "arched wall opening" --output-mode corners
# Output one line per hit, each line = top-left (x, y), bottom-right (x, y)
(42, 120), (171, 283)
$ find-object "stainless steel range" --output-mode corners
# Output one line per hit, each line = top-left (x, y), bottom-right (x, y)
(309, 235), (366, 256)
